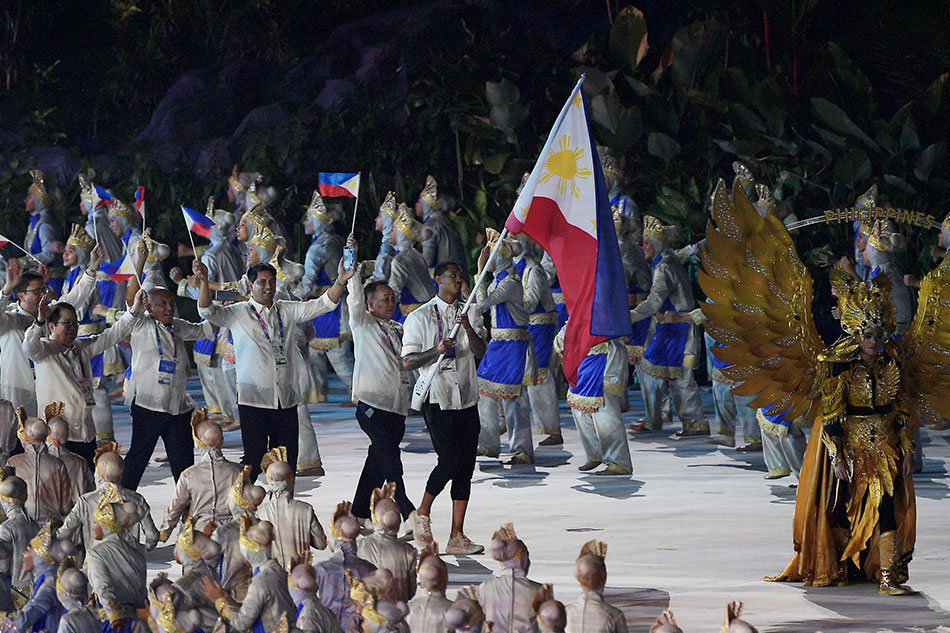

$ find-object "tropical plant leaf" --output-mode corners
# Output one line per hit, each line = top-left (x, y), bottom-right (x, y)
(647, 132), (680, 165)
(608, 6), (649, 72)
(811, 98), (879, 152)
(914, 142), (947, 182)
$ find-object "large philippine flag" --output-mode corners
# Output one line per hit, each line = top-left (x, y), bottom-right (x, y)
(100, 252), (137, 283)
(505, 76), (629, 387)
(318, 172), (360, 198)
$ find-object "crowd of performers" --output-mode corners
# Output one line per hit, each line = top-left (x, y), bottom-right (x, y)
(0, 151), (946, 631)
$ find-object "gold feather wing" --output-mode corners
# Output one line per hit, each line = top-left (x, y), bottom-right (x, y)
(897, 251), (950, 429)
(699, 180), (826, 422)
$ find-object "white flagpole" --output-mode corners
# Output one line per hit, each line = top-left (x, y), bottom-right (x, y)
(410, 227), (509, 410)
(182, 206), (198, 258)
(350, 173), (361, 235)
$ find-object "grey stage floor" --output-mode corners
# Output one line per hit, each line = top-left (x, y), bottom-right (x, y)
(118, 378), (950, 633)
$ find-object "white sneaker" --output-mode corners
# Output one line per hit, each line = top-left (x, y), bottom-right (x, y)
(414, 513), (433, 547)
(446, 533), (484, 556)
(399, 510), (418, 542)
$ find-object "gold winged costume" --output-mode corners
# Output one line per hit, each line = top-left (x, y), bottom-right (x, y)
(699, 180), (950, 592)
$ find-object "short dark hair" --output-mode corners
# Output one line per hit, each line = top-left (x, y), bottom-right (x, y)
(15, 272), (45, 296)
(247, 263), (277, 283)
(48, 302), (76, 325)
(364, 281), (391, 303)
(433, 261), (461, 279)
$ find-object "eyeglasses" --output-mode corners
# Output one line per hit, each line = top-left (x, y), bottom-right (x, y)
(54, 320), (78, 329)
(21, 288), (45, 295)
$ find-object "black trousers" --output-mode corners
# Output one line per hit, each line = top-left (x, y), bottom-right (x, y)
(238, 404), (298, 481)
(423, 403), (480, 501)
(65, 440), (97, 471)
(121, 402), (195, 490)
(352, 402), (415, 520)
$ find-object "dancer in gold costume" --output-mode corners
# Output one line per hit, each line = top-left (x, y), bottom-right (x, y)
(698, 179), (950, 594)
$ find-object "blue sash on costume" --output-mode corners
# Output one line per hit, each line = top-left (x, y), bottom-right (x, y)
(759, 404), (793, 431)
(643, 297), (688, 369)
(514, 259), (556, 371)
(393, 286), (420, 324)
(30, 574), (47, 632)
(551, 280), (568, 330)
(311, 269), (342, 347)
(26, 214), (44, 256)
(193, 326), (217, 366)
(566, 344), (609, 411)
(477, 272), (528, 394)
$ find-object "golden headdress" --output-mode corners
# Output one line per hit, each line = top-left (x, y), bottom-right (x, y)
(250, 225), (280, 257)
(855, 184), (878, 211)
(260, 446), (288, 475)
(268, 244), (294, 282)
(394, 203), (418, 240)
(831, 267), (896, 336)
(866, 219), (902, 253)
(307, 190), (333, 224)
(141, 227), (170, 263)
(732, 161), (754, 197)
(157, 590), (186, 633)
(31, 522), (55, 564)
(28, 169), (51, 206)
(942, 208), (950, 234)
(66, 224), (95, 253)
(246, 182), (263, 208)
(347, 570), (384, 626)
(177, 516), (200, 561)
(516, 171), (530, 195)
(190, 407), (212, 450)
(642, 215), (666, 242)
(369, 483), (397, 527)
(94, 440), (122, 465)
(380, 191), (397, 219)
(78, 173), (95, 205)
(238, 513), (260, 552)
(15, 407), (39, 445)
(108, 197), (137, 223)
(612, 206), (624, 235)
(530, 583), (555, 618)
(328, 501), (352, 541)
(600, 150), (622, 182)
(93, 483), (126, 534)
(229, 165), (245, 193)
(44, 402), (66, 423)
(578, 540), (607, 559)
(485, 226), (514, 259)
(420, 175), (438, 207)
(242, 205), (272, 236)
(229, 465), (253, 511)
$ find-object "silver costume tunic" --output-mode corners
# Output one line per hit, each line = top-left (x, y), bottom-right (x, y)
(227, 558), (298, 633)
(564, 589), (628, 633)
(0, 504), (39, 593)
(47, 444), (94, 505)
(256, 486), (327, 571)
(355, 528), (417, 603)
(314, 543), (376, 633)
(388, 248), (435, 319)
(60, 484), (160, 554)
(7, 443), (72, 523)
(291, 590), (344, 633)
(212, 517), (252, 602)
(161, 449), (242, 534)
(475, 568), (542, 633)
(86, 529), (148, 619)
(407, 590), (453, 633)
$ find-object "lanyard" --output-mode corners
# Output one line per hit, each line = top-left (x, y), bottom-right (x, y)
(377, 322), (397, 356)
(433, 303), (457, 358)
(249, 304), (284, 345)
(154, 320), (178, 362)
(64, 348), (87, 382)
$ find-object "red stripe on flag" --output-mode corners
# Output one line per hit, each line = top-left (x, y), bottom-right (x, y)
(318, 184), (356, 198)
(191, 223), (212, 239)
(518, 197), (605, 386)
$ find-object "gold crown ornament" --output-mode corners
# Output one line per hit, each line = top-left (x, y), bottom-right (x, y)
(866, 219), (901, 252)
(855, 184), (878, 211)
(176, 516), (200, 561)
(268, 244), (289, 282)
(229, 165), (245, 193)
(942, 208), (950, 234)
(78, 173), (96, 206)
(241, 206), (272, 239)
(260, 446), (288, 475)
(328, 501), (353, 541)
(28, 169), (51, 207)
(190, 407), (212, 450)
(246, 182), (263, 208)
(642, 215), (666, 242)
(93, 483), (126, 534)
(516, 172), (530, 195)
(347, 570), (385, 626)
(15, 407), (39, 446)
(238, 513), (260, 553)
(108, 197), (137, 224)
(44, 402), (66, 423)
(306, 190), (333, 224)
(31, 522), (55, 564)
(380, 191), (397, 219)
(66, 224), (95, 253)
(369, 483), (397, 527)
(157, 591), (186, 633)
(394, 203), (418, 240)
(485, 227), (514, 259)
(578, 540), (607, 559)
(420, 175), (438, 207)
(612, 207), (624, 235)
(831, 267), (896, 336)
(229, 465), (253, 511)
(250, 226), (280, 257)
(600, 150), (622, 182)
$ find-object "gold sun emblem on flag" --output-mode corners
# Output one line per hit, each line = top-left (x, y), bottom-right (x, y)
(539, 135), (592, 197)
